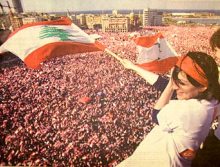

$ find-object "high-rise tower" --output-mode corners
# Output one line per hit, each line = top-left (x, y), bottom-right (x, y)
(12, 0), (23, 13)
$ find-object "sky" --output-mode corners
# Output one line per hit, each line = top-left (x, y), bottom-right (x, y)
(0, 0), (220, 12)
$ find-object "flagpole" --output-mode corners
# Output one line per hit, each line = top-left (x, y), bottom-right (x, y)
(104, 48), (123, 62)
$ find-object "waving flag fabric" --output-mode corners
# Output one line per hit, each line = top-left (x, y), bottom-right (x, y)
(0, 18), (105, 69)
(134, 33), (178, 74)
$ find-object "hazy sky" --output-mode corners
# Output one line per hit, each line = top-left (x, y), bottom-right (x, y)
(0, 0), (220, 12)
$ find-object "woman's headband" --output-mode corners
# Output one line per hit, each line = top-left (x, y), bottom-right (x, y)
(176, 55), (208, 87)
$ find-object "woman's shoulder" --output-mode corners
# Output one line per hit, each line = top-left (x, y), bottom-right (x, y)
(169, 99), (217, 111)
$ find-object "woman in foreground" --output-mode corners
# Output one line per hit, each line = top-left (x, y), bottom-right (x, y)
(117, 52), (220, 167)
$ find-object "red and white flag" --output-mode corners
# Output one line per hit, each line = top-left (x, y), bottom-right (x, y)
(0, 18), (105, 69)
(134, 33), (178, 74)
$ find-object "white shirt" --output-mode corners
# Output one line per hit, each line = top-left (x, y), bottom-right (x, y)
(117, 99), (217, 167)
(157, 99), (217, 152)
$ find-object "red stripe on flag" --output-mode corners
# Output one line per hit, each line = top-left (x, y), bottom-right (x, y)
(24, 41), (105, 69)
(134, 33), (164, 48)
(137, 57), (178, 74)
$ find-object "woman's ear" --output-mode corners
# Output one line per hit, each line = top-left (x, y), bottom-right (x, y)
(199, 86), (207, 93)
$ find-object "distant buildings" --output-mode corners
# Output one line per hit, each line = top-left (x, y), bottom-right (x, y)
(67, 9), (140, 32)
(102, 16), (130, 32)
(164, 12), (220, 25)
(77, 14), (87, 28)
(1, 4), (220, 34)
(10, 16), (23, 30)
(112, 10), (118, 16)
(143, 8), (163, 26)
(68, 14), (80, 26)
(8, 11), (23, 30)
(86, 14), (102, 29)
(68, 14), (87, 28)
(129, 12), (140, 30)
(100, 9), (143, 32)
(174, 17), (220, 25)
(22, 17), (42, 24)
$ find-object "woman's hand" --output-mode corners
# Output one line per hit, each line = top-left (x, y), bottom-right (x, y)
(179, 149), (196, 160)
(154, 71), (175, 110)
(120, 58), (159, 85)
(167, 68), (175, 90)
(167, 76), (174, 90)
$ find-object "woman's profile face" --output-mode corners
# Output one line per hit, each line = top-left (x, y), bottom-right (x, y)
(172, 71), (206, 100)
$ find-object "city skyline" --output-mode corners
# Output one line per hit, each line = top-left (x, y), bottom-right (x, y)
(0, 0), (220, 13)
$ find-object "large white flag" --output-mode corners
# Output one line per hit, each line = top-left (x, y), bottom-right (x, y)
(0, 18), (105, 69)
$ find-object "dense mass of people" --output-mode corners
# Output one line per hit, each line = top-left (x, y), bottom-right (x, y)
(0, 25), (219, 166)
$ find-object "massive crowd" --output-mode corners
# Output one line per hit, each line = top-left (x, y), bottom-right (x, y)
(0, 25), (219, 166)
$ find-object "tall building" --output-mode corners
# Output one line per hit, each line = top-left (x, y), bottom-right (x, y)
(143, 9), (149, 27)
(12, 0), (23, 13)
(143, 9), (163, 26)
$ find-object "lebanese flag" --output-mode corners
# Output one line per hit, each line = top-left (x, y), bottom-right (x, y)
(0, 17), (105, 69)
(134, 33), (178, 74)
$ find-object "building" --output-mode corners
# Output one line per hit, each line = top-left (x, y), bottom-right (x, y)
(86, 14), (102, 29)
(22, 17), (42, 24)
(102, 16), (130, 32)
(129, 12), (140, 30)
(11, 16), (23, 30)
(171, 13), (196, 17)
(0, 15), (11, 29)
(8, 11), (23, 30)
(69, 14), (80, 26)
(174, 17), (220, 25)
(77, 14), (87, 28)
(143, 9), (163, 26)
(143, 9), (149, 27)
(12, 0), (23, 13)
(129, 12), (134, 25)
(112, 10), (118, 16)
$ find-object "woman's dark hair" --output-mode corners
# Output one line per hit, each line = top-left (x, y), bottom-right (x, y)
(210, 28), (220, 51)
(172, 51), (220, 101)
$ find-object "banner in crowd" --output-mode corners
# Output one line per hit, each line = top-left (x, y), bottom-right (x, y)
(0, 18), (105, 69)
(134, 33), (179, 74)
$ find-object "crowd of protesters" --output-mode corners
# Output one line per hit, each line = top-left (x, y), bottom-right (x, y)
(0, 25), (219, 166)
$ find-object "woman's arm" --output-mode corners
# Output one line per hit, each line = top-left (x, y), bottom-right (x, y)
(154, 78), (174, 110)
(152, 77), (175, 124)
(121, 59), (175, 123)
(121, 59), (172, 92)
(121, 59), (159, 85)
